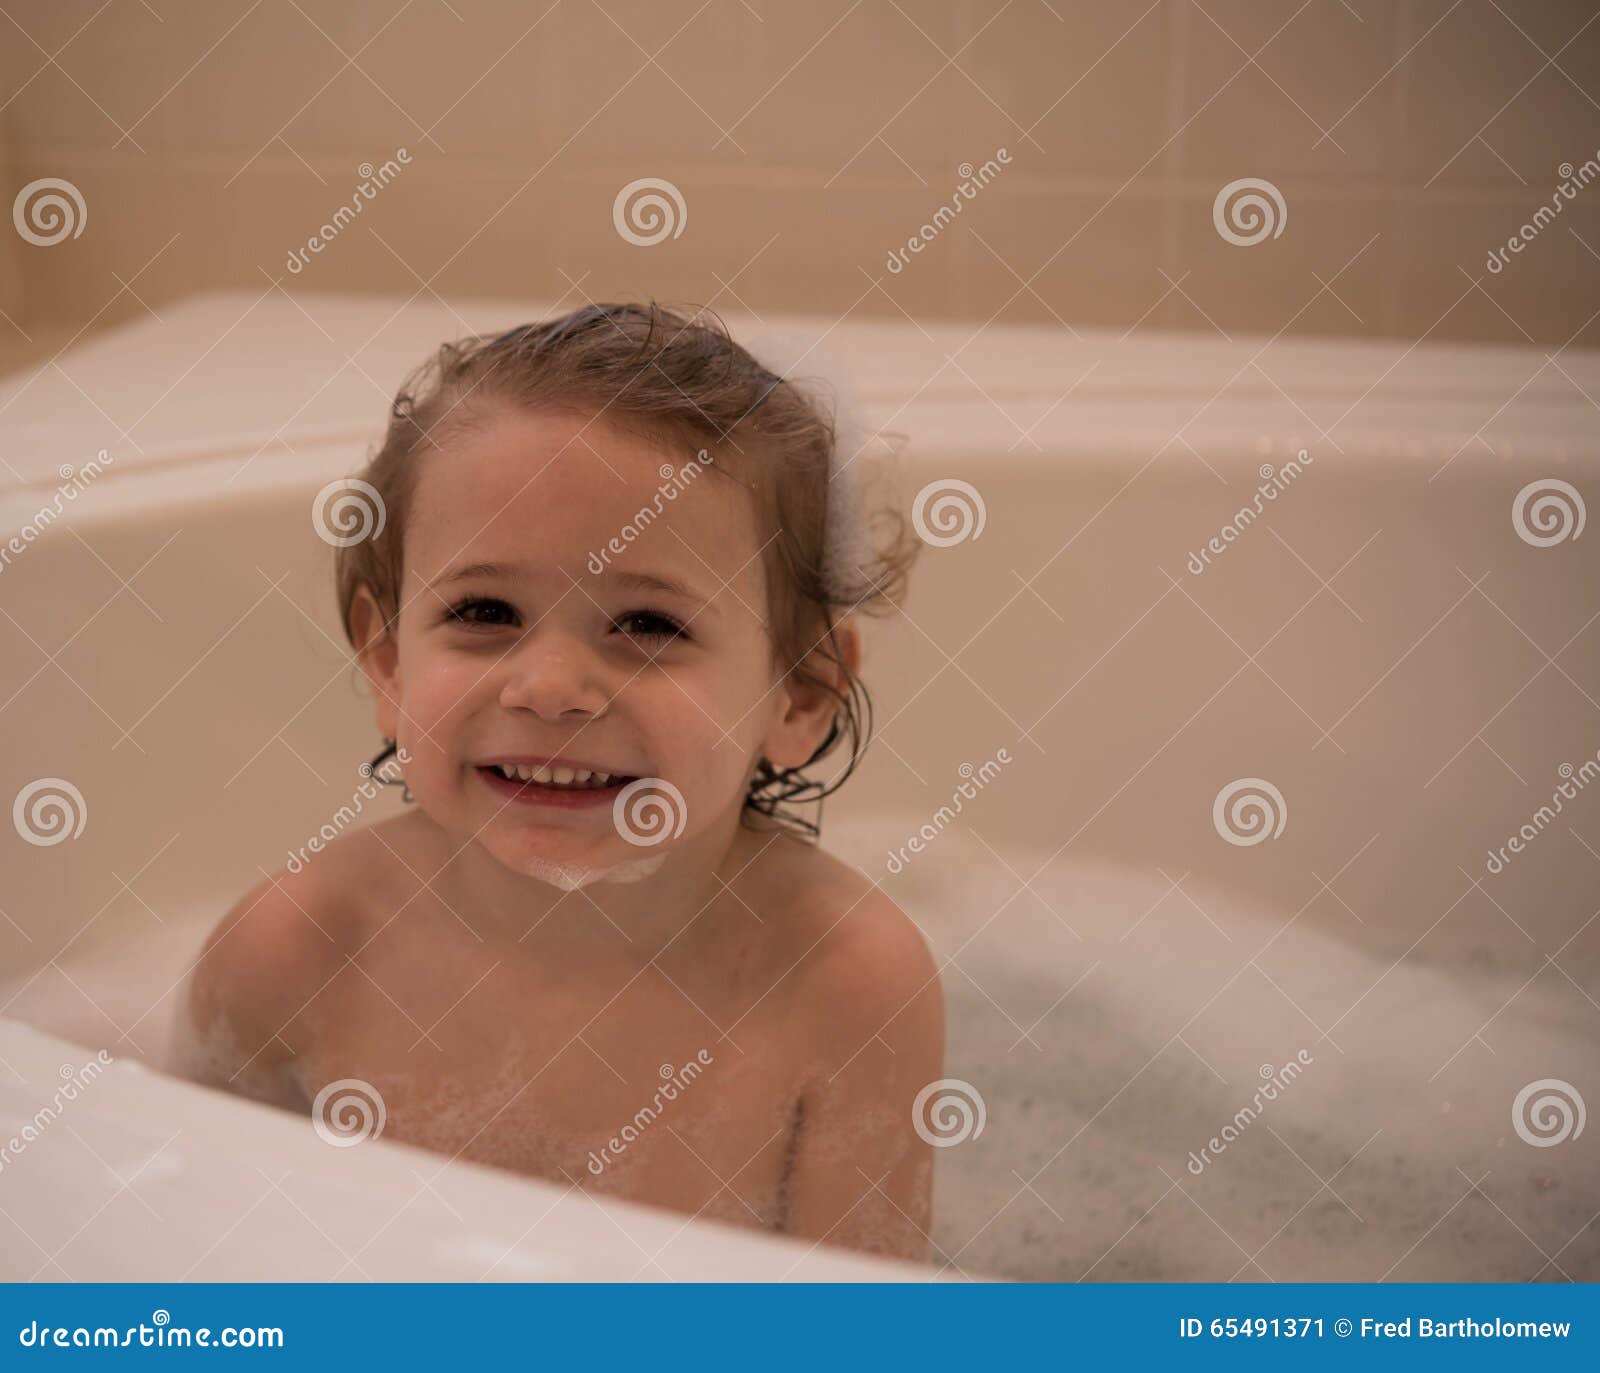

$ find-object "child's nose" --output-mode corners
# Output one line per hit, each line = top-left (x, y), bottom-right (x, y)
(496, 630), (612, 720)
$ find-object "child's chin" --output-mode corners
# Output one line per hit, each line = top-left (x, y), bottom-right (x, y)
(474, 838), (661, 893)
(479, 829), (610, 875)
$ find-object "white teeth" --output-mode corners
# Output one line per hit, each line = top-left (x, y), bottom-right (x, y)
(488, 763), (626, 789)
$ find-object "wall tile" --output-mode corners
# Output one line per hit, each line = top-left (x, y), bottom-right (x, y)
(0, 0), (1593, 347)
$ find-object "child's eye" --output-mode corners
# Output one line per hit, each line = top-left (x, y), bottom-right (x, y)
(445, 596), (520, 629)
(614, 610), (687, 644)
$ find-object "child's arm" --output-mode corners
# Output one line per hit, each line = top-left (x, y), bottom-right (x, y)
(780, 900), (946, 1264)
(169, 872), (336, 1113)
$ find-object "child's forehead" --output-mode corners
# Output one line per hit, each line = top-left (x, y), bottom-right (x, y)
(406, 406), (761, 577)
(434, 404), (686, 474)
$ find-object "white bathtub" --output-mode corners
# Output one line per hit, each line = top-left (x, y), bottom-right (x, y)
(2, 293), (1597, 1281)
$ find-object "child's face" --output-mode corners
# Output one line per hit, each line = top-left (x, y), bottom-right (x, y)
(368, 405), (799, 881)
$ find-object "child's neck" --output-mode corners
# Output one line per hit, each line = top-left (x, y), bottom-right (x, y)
(436, 802), (777, 962)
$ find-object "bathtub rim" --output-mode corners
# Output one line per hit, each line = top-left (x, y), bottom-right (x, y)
(0, 1016), (945, 1283)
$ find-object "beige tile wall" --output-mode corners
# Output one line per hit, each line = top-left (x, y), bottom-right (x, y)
(0, 0), (1597, 354)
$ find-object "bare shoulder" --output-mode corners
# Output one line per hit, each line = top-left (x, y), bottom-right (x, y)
(747, 825), (944, 1055)
(745, 825), (946, 1262)
(174, 813), (422, 1103)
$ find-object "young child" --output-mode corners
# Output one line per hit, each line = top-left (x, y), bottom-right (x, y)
(177, 302), (944, 1265)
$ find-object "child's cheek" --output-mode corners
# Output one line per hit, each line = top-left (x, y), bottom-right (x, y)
(668, 666), (774, 805)
(411, 655), (494, 732)
(392, 644), (491, 797)
(394, 632), (478, 722)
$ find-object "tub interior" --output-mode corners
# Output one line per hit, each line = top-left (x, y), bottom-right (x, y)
(2, 293), (1598, 1281)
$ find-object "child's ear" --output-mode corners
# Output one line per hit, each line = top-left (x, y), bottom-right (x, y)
(349, 587), (401, 741)
(762, 616), (861, 772)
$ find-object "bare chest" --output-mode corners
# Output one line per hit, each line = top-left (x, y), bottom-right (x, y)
(292, 933), (801, 1230)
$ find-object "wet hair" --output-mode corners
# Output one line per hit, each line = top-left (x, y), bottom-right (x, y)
(334, 300), (920, 841)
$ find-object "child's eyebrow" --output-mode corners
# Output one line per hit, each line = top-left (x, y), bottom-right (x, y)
(609, 569), (711, 606)
(431, 560), (513, 589)
(430, 560), (713, 609)
(432, 556), (518, 588)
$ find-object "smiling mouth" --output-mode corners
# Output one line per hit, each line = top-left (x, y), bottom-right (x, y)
(476, 763), (638, 794)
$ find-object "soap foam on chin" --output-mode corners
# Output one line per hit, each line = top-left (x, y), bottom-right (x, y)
(520, 851), (668, 892)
